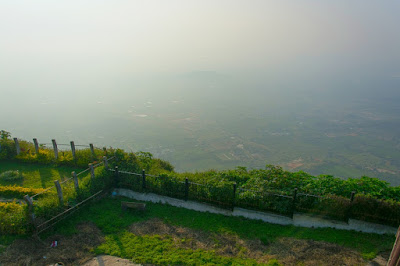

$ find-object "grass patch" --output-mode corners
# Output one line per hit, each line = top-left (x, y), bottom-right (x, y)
(96, 232), (276, 265)
(0, 161), (83, 188)
(49, 196), (395, 261)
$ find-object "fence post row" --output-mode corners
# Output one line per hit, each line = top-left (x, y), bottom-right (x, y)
(33, 138), (39, 154)
(23, 195), (36, 231)
(142, 169), (146, 190)
(54, 180), (64, 206)
(70, 141), (76, 162)
(72, 171), (79, 194)
(291, 188), (298, 219)
(89, 143), (95, 159)
(13, 138), (20, 155)
(103, 156), (108, 169)
(52, 139), (58, 160)
(185, 178), (189, 201)
(89, 163), (95, 181)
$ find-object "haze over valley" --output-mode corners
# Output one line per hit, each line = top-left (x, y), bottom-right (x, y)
(1, 1), (399, 185)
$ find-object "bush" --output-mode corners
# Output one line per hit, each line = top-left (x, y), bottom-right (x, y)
(351, 195), (400, 227)
(0, 170), (23, 182)
(0, 185), (46, 199)
(0, 202), (27, 235)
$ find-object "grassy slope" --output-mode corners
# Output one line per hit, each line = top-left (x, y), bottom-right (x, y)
(0, 161), (83, 188)
(47, 197), (394, 262)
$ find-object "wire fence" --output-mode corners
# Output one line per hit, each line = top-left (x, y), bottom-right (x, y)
(237, 188), (293, 217)
(110, 165), (398, 224)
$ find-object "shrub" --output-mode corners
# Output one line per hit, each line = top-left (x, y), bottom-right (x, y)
(0, 170), (23, 182)
(0, 185), (46, 199)
(0, 201), (27, 234)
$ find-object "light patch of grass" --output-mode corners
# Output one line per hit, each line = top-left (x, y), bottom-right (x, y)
(96, 232), (280, 265)
(0, 161), (83, 188)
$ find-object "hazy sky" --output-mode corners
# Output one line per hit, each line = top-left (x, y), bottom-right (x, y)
(1, 1), (400, 177)
(1, 1), (399, 87)
(1, 0), (400, 116)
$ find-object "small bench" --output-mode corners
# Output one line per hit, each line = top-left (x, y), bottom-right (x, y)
(121, 201), (146, 211)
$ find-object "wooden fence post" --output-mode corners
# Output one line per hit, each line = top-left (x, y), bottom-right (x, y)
(70, 141), (76, 162)
(115, 166), (119, 187)
(388, 226), (400, 266)
(23, 195), (36, 231)
(291, 188), (298, 219)
(89, 163), (95, 181)
(142, 169), (146, 190)
(13, 138), (20, 155)
(52, 139), (58, 160)
(72, 171), (79, 194)
(54, 180), (64, 206)
(185, 178), (189, 201)
(232, 183), (237, 210)
(103, 156), (108, 169)
(33, 138), (39, 154)
(89, 143), (95, 159)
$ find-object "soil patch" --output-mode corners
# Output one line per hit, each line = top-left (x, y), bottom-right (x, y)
(0, 222), (104, 266)
(83, 255), (142, 266)
(129, 218), (273, 263)
(269, 237), (366, 265)
(128, 218), (371, 265)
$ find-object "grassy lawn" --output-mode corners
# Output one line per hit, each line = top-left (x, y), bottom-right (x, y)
(40, 196), (395, 264)
(0, 161), (84, 188)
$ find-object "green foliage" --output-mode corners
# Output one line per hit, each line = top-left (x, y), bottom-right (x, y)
(0, 185), (46, 199)
(0, 202), (27, 234)
(0, 130), (11, 140)
(2, 133), (400, 231)
(351, 195), (400, 226)
(0, 138), (16, 160)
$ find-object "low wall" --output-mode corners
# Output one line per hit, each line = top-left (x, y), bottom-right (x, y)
(114, 188), (398, 235)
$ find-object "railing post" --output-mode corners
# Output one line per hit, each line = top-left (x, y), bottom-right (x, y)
(72, 171), (79, 194)
(388, 226), (400, 266)
(24, 195), (36, 232)
(185, 178), (189, 201)
(70, 141), (76, 162)
(232, 183), (237, 210)
(89, 163), (95, 181)
(291, 188), (298, 219)
(89, 143), (95, 160)
(54, 180), (64, 206)
(33, 138), (39, 154)
(115, 166), (119, 187)
(52, 139), (58, 160)
(142, 169), (146, 190)
(347, 191), (356, 223)
(103, 156), (108, 169)
(13, 138), (20, 155)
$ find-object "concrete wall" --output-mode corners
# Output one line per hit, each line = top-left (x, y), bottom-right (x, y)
(114, 188), (398, 235)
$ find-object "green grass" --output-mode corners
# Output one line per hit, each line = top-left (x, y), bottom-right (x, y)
(96, 232), (275, 265)
(48, 196), (395, 262)
(0, 161), (84, 188)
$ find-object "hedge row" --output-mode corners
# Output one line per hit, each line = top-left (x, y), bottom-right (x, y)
(0, 185), (47, 199)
